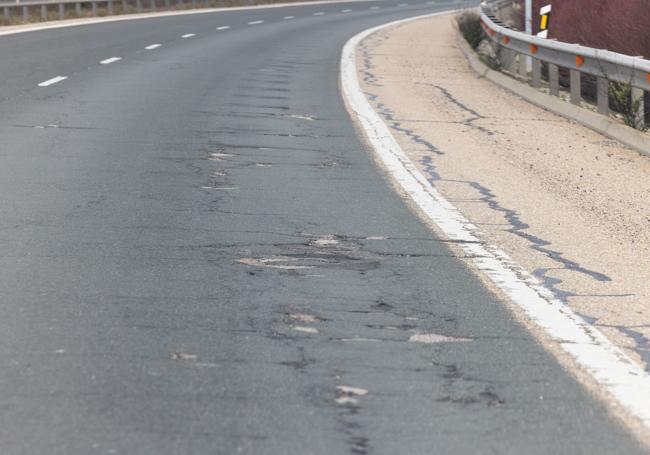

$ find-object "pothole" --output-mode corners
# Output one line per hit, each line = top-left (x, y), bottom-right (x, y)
(208, 152), (236, 161)
(238, 257), (314, 270)
(293, 326), (319, 334)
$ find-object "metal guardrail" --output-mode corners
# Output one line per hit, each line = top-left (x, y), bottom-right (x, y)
(480, 1), (649, 129)
(1, 0), (216, 23)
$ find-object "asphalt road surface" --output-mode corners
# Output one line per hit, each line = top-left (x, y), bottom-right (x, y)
(0, 1), (646, 454)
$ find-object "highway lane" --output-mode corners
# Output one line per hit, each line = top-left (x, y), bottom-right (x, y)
(0, 1), (646, 453)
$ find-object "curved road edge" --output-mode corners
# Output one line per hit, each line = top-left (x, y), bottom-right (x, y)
(340, 9), (650, 441)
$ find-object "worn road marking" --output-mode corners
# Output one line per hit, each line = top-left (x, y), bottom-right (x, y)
(216, 25), (230, 30)
(144, 43), (161, 50)
(100, 57), (122, 65)
(313, 11), (324, 15)
(38, 76), (67, 87)
(369, 5), (379, 9)
(283, 15), (295, 19)
(341, 10), (650, 429)
(342, 8), (352, 12)
(181, 33), (196, 38)
(247, 20), (264, 25)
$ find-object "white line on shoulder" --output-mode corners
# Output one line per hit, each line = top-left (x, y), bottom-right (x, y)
(340, 10), (650, 429)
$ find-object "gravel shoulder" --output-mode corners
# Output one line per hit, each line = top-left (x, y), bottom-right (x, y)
(357, 14), (650, 381)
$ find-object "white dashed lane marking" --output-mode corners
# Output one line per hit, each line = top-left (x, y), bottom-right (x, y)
(283, 15), (294, 19)
(313, 11), (324, 15)
(369, 6), (379, 9)
(216, 25), (230, 30)
(181, 33), (196, 38)
(100, 57), (122, 65)
(247, 20), (264, 25)
(38, 76), (67, 87)
(342, 8), (352, 12)
(144, 44), (161, 50)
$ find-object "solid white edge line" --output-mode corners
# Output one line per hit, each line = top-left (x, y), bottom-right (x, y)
(100, 56), (122, 64)
(144, 43), (161, 49)
(181, 33), (196, 38)
(340, 10), (650, 428)
(38, 76), (68, 87)
(216, 25), (231, 30)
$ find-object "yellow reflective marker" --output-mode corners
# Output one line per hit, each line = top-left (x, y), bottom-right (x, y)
(537, 4), (551, 38)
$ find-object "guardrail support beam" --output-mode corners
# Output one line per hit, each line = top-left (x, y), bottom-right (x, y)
(75, 2), (81, 16)
(518, 53), (527, 79)
(596, 77), (609, 116)
(549, 64), (559, 96)
(4, 6), (10, 22)
(531, 58), (541, 88)
(150, 0), (155, 10)
(40, 4), (46, 21)
(570, 69), (581, 105)
(632, 87), (645, 130)
(91, 1), (97, 16)
(107, 0), (113, 15)
(58, 3), (65, 19)
(22, 5), (28, 22)
(136, 0), (141, 11)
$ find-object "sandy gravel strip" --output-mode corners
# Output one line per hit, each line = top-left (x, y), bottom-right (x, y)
(341, 11), (650, 431)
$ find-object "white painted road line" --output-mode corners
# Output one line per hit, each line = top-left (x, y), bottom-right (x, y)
(341, 10), (650, 429)
(342, 8), (352, 12)
(216, 25), (230, 30)
(313, 11), (324, 15)
(398, 3), (409, 6)
(369, 5), (379, 9)
(283, 15), (294, 19)
(38, 76), (68, 87)
(181, 33), (196, 38)
(247, 20), (264, 25)
(100, 57), (122, 65)
(144, 43), (161, 50)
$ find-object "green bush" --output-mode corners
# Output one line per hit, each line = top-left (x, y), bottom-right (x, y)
(456, 11), (486, 50)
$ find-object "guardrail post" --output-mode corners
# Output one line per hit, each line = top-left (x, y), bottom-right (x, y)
(136, 0), (141, 11)
(121, 0), (127, 13)
(191, 0), (195, 8)
(203, 0), (208, 7)
(150, 0), (155, 10)
(570, 69), (581, 105)
(596, 77), (609, 116)
(632, 87), (645, 130)
(58, 3), (65, 19)
(107, 0), (113, 14)
(3, 6), (10, 22)
(40, 4), (47, 21)
(518, 53), (527, 79)
(164, 0), (169, 9)
(177, 0), (182, 7)
(549, 63), (559, 96)
(531, 58), (541, 88)
(91, 1), (97, 16)
(75, 2), (81, 16)
(22, 5), (28, 22)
